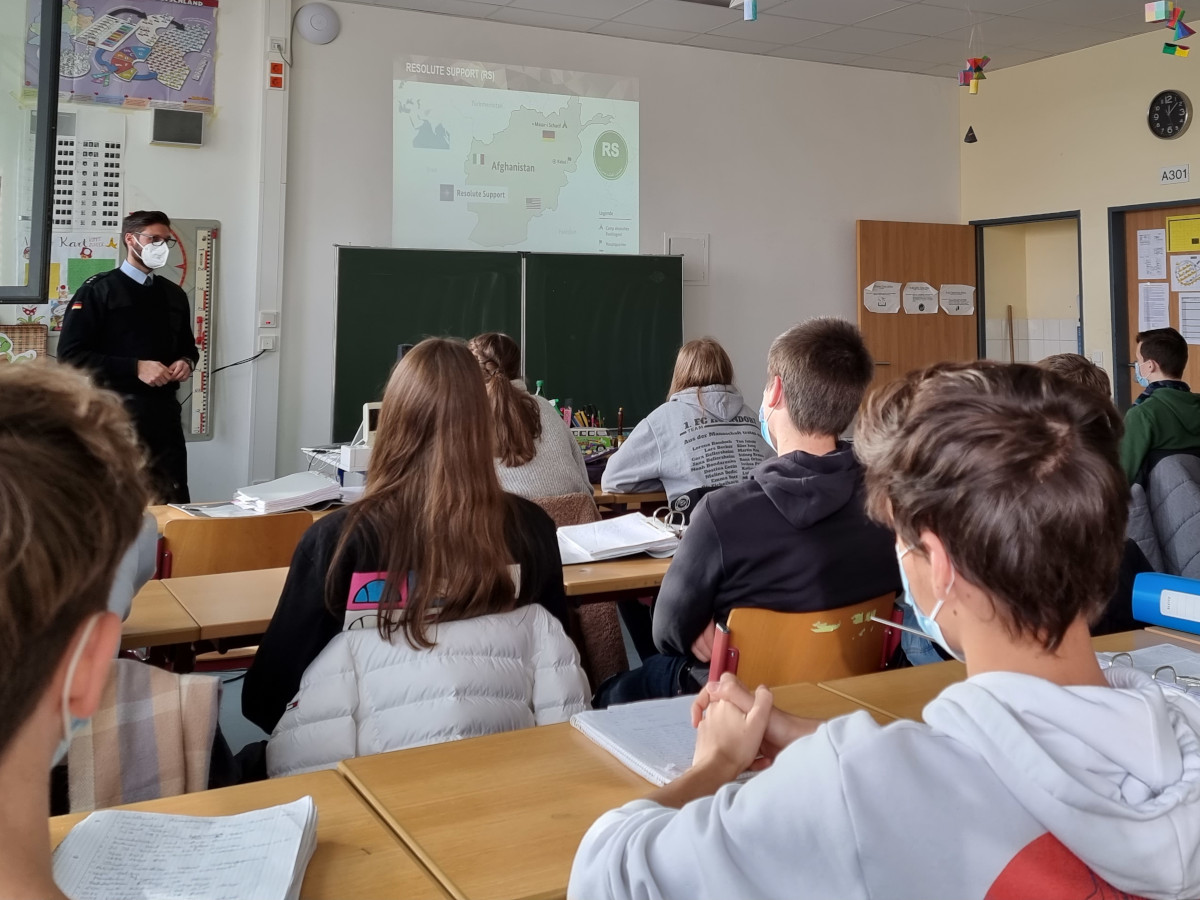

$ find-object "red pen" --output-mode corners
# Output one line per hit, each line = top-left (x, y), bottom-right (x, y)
(708, 622), (738, 682)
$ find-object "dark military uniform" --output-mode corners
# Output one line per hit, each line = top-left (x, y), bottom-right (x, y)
(58, 266), (199, 503)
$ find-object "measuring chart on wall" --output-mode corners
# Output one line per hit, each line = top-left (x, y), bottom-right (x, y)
(24, 0), (218, 111)
(163, 219), (218, 441)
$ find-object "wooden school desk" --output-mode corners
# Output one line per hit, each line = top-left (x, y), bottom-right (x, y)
(149, 504), (334, 530)
(49, 770), (448, 900)
(820, 629), (1200, 721)
(562, 556), (671, 598)
(339, 683), (891, 900)
(161, 566), (288, 641)
(121, 580), (200, 651)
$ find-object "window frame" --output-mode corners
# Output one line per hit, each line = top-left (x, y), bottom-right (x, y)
(1, 0), (63, 303)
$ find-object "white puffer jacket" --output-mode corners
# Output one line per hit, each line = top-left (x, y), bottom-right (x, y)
(266, 604), (590, 777)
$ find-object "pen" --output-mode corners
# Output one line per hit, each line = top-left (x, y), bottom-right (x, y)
(617, 407), (624, 438)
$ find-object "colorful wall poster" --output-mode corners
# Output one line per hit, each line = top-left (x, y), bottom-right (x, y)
(25, 0), (218, 111)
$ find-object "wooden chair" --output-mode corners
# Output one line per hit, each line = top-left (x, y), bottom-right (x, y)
(160, 512), (313, 577)
(717, 595), (897, 688)
(534, 492), (628, 687)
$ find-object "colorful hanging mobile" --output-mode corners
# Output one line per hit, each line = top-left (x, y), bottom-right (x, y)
(959, 56), (989, 94)
(1147, 2), (1193, 56)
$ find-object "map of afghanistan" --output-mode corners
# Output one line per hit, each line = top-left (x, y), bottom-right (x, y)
(462, 97), (612, 248)
(25, 0), (218, 110)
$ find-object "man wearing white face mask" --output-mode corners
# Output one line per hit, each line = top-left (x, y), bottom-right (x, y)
(59, 210), (199, 502)
(0, 362), (149, 900)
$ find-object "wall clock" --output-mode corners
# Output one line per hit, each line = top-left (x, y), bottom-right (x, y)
(1149, 90), (1191, 139)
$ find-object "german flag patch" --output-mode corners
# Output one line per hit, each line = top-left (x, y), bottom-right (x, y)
(71, 302), (83, 310)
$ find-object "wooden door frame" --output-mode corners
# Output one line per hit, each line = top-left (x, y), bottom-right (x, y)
(969, 211), (1083, 362)
(1109, 198), (1200, 408)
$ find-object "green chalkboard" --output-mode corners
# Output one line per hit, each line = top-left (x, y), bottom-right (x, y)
(333, 248), (521, 440)
(524, 253), (682, 429)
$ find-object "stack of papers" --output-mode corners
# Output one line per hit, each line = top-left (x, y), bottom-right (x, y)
(557, 513), (679, 565)
(53, 796), (318, 900)
(233, 472), (342, 514)
(571, 695), (698, 785)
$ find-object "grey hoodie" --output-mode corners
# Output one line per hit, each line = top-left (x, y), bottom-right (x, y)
(570, 666), (1200, 899)
(601, 385), (772, 503)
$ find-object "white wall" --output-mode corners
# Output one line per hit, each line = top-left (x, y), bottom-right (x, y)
(960, 29), (1200, 376)
(278, 3), (961, 472)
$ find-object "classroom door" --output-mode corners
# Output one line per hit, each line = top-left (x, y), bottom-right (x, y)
(856, 220), (979, 391)
(1117, 203), (1200, 409)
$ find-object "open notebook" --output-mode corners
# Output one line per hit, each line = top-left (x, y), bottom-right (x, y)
(572, 695), (704, 786)
(53, 796), (318, 900)
(557, 513), (679, 565)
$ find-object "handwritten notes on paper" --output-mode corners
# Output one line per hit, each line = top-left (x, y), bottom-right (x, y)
(1139, 229), (1168, 280)
(939, 284), (975, 316)
(903, 282), (939, 315)
(53, 797), (318, 900)
(863, 281), (901, 314)
(1139, 282), (1171, 332)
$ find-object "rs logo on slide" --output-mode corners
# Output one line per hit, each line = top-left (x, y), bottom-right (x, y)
(594, 131), (629, 180)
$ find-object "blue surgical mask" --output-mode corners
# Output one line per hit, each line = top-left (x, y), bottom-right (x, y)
(1135, 361), (1150, 388)
(758, 403), (776, 452)
(895, 545), (965, 664)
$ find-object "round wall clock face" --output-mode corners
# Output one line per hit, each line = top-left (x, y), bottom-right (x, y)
(1149, 90), (1191, 139)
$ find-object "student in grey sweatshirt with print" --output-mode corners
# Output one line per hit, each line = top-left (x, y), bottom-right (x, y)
(601, 338), (771, 503)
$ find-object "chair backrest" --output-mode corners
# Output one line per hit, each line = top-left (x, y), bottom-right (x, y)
(1146, 454), (1200, 579)
(161, 512), (313, 577)
(725, 595), (895, 687)
(669, 486), (715, 524)
(535, 492), (601, 527)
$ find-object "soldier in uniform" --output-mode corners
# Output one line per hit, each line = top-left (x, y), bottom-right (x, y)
(59, 210), (199, 502)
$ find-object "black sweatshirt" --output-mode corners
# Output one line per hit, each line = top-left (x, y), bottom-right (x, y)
(652, 444), (900, 657)
(242, 495), (568, 734)
(58, 267), (198, 402)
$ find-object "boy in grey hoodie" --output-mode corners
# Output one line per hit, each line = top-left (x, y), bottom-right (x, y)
(571, 361), (1200, 900)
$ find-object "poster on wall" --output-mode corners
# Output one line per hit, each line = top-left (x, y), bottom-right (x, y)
(939, 284), (975, 316)
(863, 280), (901, 314)
(902, 282), (939, 315)
(1180, 293), (1200, 345)
(15, 229), (121, 330)
(1170, 254), (1200, 292)
(24, 0), (218, 111)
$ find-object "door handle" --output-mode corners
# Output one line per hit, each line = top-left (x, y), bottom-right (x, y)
(874, 361), (892, 366)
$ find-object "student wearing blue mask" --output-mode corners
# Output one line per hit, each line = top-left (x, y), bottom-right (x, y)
(1120, 327), (1200, 483)
(592, 318), (898, 706)
(0, 362), (149, 900)
(571, 361), (1200, 900)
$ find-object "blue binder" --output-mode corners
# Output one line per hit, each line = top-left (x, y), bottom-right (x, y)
(1132, 572), (1200, 636)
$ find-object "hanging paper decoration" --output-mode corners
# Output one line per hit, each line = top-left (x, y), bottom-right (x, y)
(729, 0), (757, 21)
(963, 125), (978, 144)
(1147, 1), (1176, 21)
(1149, 5), (1195, 55)
(959, 56), (989, 94)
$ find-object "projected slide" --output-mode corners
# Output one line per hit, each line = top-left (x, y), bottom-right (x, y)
(393, 57), (639, 253)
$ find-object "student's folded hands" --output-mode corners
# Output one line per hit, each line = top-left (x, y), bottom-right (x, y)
(691, 681), (774, 778)
(693, 673), (824, 771)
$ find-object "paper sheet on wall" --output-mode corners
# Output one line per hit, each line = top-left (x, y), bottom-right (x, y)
(1139, 282), (1171, 331)
(1170, 254), (1200, 291)
(939, 284), (975, 315)
(902, 282), (939, 315)
(1138, 228), (1168, 280)
(1180, 293), (1200, 344)
(863, 281), (901, 314)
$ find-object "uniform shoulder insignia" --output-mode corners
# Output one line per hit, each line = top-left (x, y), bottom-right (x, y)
(80, 272), (108, 288)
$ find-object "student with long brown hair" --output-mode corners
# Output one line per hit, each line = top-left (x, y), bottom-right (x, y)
(469, 332), (592, 499)
(243, 339), (588, 776)
(602, 337), (771, 503)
